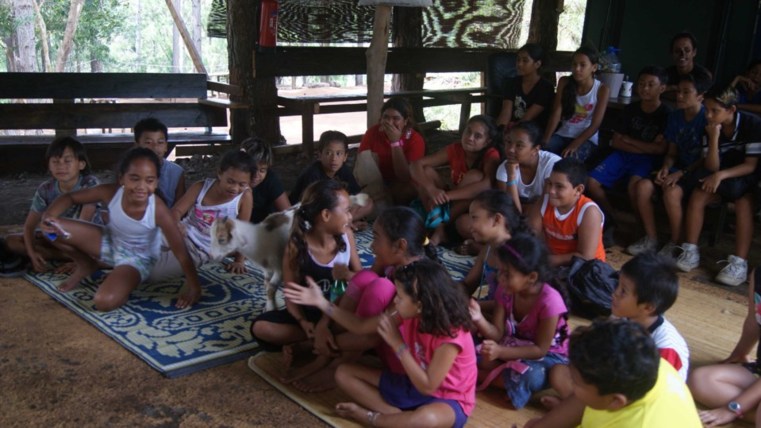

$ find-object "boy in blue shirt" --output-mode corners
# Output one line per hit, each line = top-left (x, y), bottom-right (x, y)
(133, 118), (186, 207)
(628, 70), (712, 256)
(586, 66), (671, 247)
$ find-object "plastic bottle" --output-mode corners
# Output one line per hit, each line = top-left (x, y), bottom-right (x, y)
(329, 279), (347, 303)
(602, 46), (622, 73)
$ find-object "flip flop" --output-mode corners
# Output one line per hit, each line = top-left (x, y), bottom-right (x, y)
(424, 203), (450, 229)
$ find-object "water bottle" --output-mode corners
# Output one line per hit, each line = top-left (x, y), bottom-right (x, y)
(603, 46), (622, 73)
(329, 279), (347, 302)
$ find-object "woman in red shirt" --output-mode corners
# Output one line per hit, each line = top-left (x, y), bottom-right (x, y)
(357, 97), (426, 205)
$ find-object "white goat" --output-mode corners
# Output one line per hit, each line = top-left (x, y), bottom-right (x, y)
(210, 208), (295, 311)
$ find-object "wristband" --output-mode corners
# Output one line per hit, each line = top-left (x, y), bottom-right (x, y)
(395, 343), (409, 359)
(390, 140), (403, 148)
(506, 179), (519, 186)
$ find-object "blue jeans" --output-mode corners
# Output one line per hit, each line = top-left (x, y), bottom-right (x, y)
(545, 134), (597, 163)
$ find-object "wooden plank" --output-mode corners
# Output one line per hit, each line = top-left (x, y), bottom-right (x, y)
(0, 103), (227, 130)
(0, 73), (208, 99)
(207, 80), (243, 97)
(199, 98), (249, 109)
(254, 47), (502, 77)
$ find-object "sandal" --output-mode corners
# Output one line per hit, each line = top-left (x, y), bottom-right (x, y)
(424, 203), (450, 229)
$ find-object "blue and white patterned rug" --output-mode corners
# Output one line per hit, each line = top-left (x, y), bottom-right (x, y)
(23, 229), (474, 378)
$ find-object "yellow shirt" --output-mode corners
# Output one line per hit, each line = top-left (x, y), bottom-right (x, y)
(580, 359), (701, 428)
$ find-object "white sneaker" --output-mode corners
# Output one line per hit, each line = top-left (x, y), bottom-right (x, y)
(715, 255), (748, 287)
(657, 242), (679, 259)
(675, 243), (700, 272)
(626, 236), (657, 256)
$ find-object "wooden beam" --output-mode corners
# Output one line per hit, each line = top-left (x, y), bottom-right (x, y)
(0, 73), (208, 99)
(164, 0), (207, 74)
(253, 47), (503, 77)
(366, 5), (392, 129)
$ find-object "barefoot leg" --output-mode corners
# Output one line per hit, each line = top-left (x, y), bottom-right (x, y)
(57, 254), (99, 292)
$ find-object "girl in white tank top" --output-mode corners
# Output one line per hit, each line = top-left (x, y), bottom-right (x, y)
(39, 147), (202, 311)
(543, 47), (610, 160)
(150, 151), (254, 281)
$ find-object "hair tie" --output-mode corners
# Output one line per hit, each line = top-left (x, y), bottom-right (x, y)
(502, 243), (525, 265)
(423, 236), (430, 246)
(303, 220), (312, 231)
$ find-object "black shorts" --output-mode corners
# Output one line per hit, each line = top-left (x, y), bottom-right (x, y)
(250, 306), (323, 352)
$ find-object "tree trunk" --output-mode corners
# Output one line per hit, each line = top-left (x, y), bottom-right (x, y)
(165, 0), (206, 74)
(227, 0), (256, 144)
(191, 0), (202, 58)
(13, 0), (36, 72)
(172, 0), (182, 72)
(55, 0), (85, 72)
(391, 6), (425, 122)
(135, 0), (142, 71)
(366, 5), (392, 129)
(528, 0), (564, 55)
(32, 0), (51, 72)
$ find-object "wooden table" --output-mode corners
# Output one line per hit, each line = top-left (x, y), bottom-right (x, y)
(277, 87), (491, 154)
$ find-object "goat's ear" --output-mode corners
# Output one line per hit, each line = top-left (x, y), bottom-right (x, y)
(224, 216), (234, 230)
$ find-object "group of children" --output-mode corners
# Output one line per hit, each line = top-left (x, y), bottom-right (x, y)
(3, 36), (761, 426)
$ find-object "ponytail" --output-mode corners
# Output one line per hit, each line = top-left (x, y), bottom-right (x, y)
(562, 47), (600, 121)
(289, 180), (348, 276)
(376, 207), (439, 263)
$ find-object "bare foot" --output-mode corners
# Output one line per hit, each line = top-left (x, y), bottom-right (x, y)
(540, 395), (562, 410)
(54, 262), (75, 275)
(281, 355), (330, 384)
(292, 365), (337, 393)
(58, 258), (98, 292)
(280, 345), (295, 377)
(335, 402), (372, 425)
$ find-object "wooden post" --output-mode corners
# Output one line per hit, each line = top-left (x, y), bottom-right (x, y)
(366, 5), (392, 129)
(227, 0), (257, 143)
(392, 6), (425, 122)
(528, 0), (564, 54)
(165, 0), (207, 74)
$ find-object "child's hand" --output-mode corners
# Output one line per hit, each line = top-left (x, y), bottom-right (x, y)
(377, 313), (403, 348)
(430, 188), (450, 206)
(654, 167), (670, 185)
(332, 264), (351, 281)
(562, 140), (583, 158)
(28, 250), (48, 273)
(226, 260), (247, 274)
(705, 123), (722, 142)
(468, 298), (483, 322)
(661, 171), (683, 187)
(700, 172), (723, 193)
(480, 339), (502, 362)
(176, 280), (202, 308)
(283, 277), (328, 309)
(699, 408), (739, 427)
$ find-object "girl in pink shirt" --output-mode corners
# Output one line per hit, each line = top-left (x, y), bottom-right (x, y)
(469, 232), (572, 409)
(285, 259), (477, 427)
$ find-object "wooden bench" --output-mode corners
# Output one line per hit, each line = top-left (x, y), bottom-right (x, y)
(277, 87), (489, 154)
(0, 73), (238, 172)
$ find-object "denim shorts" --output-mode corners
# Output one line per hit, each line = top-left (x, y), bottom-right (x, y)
(502, 352), (569, 409)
